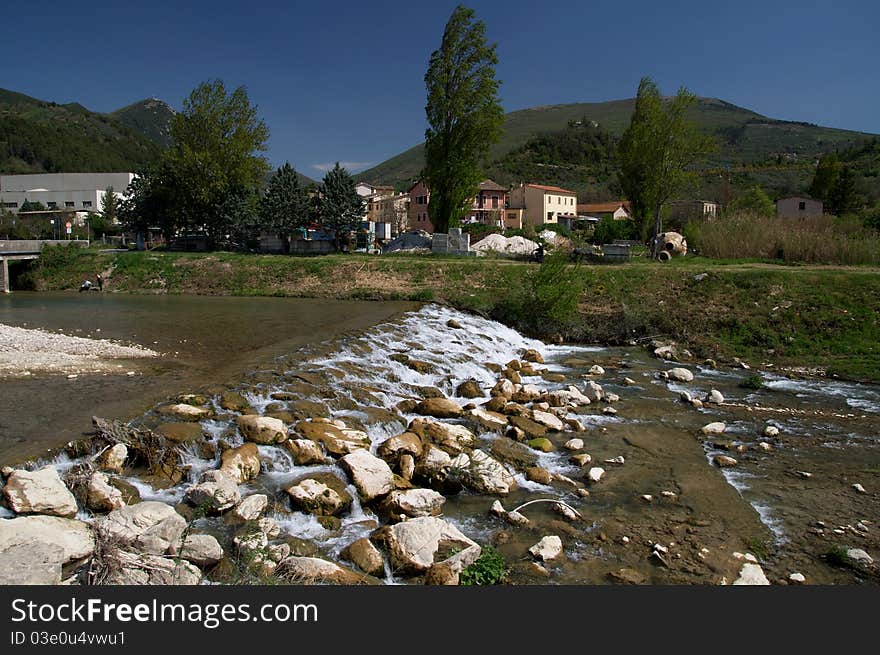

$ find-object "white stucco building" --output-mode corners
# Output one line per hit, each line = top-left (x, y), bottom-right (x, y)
(0, 172), (133, 214)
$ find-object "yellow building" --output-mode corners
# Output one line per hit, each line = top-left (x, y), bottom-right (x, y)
(508, 183), (578, 227)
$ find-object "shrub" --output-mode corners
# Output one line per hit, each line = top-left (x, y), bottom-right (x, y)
(460, 546), (507, 585)
(592, 216), (638, 245)
(739, 374), (764, 390)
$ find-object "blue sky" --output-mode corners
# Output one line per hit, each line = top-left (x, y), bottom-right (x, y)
(2, 1), (877, 176)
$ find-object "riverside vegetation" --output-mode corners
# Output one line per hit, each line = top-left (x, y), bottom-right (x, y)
(17, 243), (880, 382)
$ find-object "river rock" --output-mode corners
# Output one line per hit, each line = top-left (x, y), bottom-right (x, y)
(846, 548), (873, 565)
(104, 551), (202, 585)
(287, 476), (352, 516)
(603, 406), (618, 416)
(98, 443), (128, 473)
(294, 420), (370, 456)
(527, 437), (554, 453)
(157, 422), (204, 443)
(526, 466), (553, 485)
(228, 494), (268, 524)
(340, 449), (394, 502)
(763, 425), (780, 437)
(277, 556), (370, 584)
(587, 467), (605, 483)
(707, 389), (724, 404)
(609, 568), (647, 585)
(667, 367), (694, 383)
(219, 442), (261, 483)
(184, 470), (241, 512)
(654, 345), (678, 360)
(342, 538), (385, 576)
(399, 454), (415, 481)
(456, 379), (484, 399)
(159, 403), (213, 421)
(0, 515), (94, 572)
(852, 483), (867, 494)
(679, 390), (693, 403)
(408, 418), (475, 455)
(521, 348), (544, 364)
(789, 572), (806, 584)
(468, 407), (508, 432)
(418, 445), (453, 477)
(0, 542), (67, 585)
(583, 381), (604, 403)
(377, 432), (423, 465)
(569, 453), (592, 467)
(491, 379), (516, 399)
(237, 415), (287, 445)
(413, 397), (463, 419)
(604, 392), (620, 403)
(87, 472), (126, 512)
(588, 365), (605, 376)
(97, 502), (186, 555)
(701, 422), (726, 435)
(502, 368), (522, 384)
(169, 534), (224, 567)
(531, 410), (565, 431)
(373, 516), (481, 575)
(284, 438), (326, 466)
(381, 488), (446, 519)
(489, 438), (539, 468)
(424, 561), (459, 585)
(732, 563), (770, 585)
(219, 391), (253, 413)
(622, 377), (637, 386)
(3, 466), (78, 517)
(455, 449), (516, 495)
(713, 455), (738, 468)
(529, 535), (563, 561)
(507, 415), (548, 440)
(605, 455), (625, 465)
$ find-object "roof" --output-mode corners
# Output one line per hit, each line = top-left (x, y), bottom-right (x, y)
(776, 196), (822, 203)
(577, 201), (631, 213)
(478, 179), (507, 192)
(524, 184), (576, 195)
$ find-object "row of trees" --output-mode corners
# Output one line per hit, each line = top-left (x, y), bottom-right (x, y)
(118, 80), (363, 249)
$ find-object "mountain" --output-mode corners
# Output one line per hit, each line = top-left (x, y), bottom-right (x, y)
(358, 97), (876, 200)
(111, 98), (176, 147)
(0, 88), (163, 174)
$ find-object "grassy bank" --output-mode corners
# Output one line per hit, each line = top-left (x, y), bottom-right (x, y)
(20, 246), (880, 382)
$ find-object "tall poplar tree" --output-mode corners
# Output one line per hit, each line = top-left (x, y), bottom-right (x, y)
(423, 5), (504, 233)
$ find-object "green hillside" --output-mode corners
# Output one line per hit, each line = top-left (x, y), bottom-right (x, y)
(0, 88), (163, 174)
(111, 98), (176, 147)
(358, 97), (875, 200)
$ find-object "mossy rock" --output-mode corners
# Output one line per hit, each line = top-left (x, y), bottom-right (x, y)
(542, 372), (567, 383)
(108, 477), (141, 505)
(291, 399), (330, 419)
(527, 438), (555, 453)
(406, 359), (435, 375)
(508, 415), (548, 439)
(220, 391), (253, 413)
(318, 516), (342, 531)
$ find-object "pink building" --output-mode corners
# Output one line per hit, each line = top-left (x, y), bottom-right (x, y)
(407, 180), (433, 232)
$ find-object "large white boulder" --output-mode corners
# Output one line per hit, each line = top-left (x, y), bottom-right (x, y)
(97, 501), (187, 555)
(408, 418), (475, 455)
(277, 556), (370, 585)
(237, 415), (288, 445)
(219, 443), (261, 483)
(374, 516), (481, 574)
(529, 535), (563, 561)
(0, 515), (94, 564)
(184, 470), (241, 512)
(340, 449), (394, 502)
(3, 466), (78, 517)
(168, 534), (224, 567)
(732, 563), (770, 585)
(667, 367), (694, 383)
(455, 449), (516, 495)
(382, 489), (446, 519)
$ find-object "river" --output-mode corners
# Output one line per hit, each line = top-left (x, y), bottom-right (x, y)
(1, 295), (878, 585)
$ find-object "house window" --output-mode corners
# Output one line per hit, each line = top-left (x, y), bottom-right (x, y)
(82, 201), (92, 208)
(3, 202), (17, 208)
(492, 195), (498, 209)
(798, 201), (806, 211)
(547, 212), (554, 221)
(507, 213), (516, 221)
(65, 201), (75, 207)
(47, 201), (57, 208)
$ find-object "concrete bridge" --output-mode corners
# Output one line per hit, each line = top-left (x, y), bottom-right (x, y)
(0, 240), (88, 293)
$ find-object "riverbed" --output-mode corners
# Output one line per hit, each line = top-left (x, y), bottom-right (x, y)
(1, 296), (877, 585)
(0, 292), (417, 463)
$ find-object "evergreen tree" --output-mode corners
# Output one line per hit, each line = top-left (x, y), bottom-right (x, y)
(260, 163), (310, 238)
(19, 199), (46, 212)
(826, 166), (859, 216)
(617, 77), (716, 247)
(808, 153), (840, 204)
(318, 163), (363, 251)
(101, 186), (118, 222)
(423, 5), (504, 233)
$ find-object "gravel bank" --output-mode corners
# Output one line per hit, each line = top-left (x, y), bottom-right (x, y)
(0, 323), (159, 378)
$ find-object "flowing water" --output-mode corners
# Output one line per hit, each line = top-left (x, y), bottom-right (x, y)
(2, 297), (878, 584)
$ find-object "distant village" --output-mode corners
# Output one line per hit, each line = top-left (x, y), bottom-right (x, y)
(0, 171), (825, 253)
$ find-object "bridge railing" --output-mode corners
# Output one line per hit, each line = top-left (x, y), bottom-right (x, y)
(0, 240), (89, 254)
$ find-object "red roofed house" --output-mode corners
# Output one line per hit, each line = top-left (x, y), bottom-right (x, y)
(577, 201), (631, 221)
(464, 179), (509, 227)
(508, 183), (578, 227)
